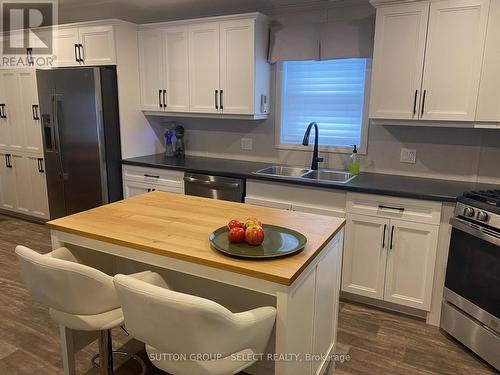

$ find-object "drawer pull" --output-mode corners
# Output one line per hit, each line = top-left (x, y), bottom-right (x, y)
(378, 205), (405, 212)
(144, 174), (160, 179)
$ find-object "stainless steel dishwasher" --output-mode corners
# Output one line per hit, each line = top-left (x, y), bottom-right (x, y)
(183, 173), (245, 202)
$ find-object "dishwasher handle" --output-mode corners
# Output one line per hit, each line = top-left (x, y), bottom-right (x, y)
(183, 176), (241, 190)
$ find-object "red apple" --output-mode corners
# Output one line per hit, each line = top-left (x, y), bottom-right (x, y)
(245, 225), (265, 246)
(227, 219), (243, 230)
(228, 227), (245, 243)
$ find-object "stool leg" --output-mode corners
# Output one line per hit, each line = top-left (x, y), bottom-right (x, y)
(97, 330), (114, 375)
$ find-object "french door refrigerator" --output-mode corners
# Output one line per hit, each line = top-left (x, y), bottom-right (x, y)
(36, 67), (122, 219)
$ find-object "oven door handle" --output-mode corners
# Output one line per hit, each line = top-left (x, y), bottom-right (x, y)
(450, 217), (500, 247)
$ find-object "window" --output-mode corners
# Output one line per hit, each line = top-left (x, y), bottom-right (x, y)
(276, 58), (370, 153)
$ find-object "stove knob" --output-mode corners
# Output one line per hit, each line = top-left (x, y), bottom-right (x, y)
(477, 211), (489, 222)
(463, 207), (475, 217)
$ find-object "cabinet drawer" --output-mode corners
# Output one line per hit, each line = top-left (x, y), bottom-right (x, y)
(122, 165), (184, 189)
(346, 192), (441, 225)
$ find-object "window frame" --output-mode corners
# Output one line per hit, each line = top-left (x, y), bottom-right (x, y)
(274, 59), (371, 155)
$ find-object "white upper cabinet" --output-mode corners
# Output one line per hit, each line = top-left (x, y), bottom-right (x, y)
(163, 26), (190, 112)
(138, 13), (271, 118)
(421, 0), (489, 121)
(189, 22), (221, 114)
(138, 29), (165, 111)
(53, 24), (116, 67)
(139, 26), (190, 112)
(78, 25), (116, 66)
(0, 73), (10, 149)
(219, 19), (255, 115)
(476, 0), (500, 122)
(369, 0), (490, 122)
(0, 70), (24, 151)
(53, 27), (81, 67)
(369, 2), (429, 120)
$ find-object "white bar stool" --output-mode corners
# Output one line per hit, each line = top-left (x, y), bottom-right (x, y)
(114, 273), (277, 375)
(15, 245), (159, 375)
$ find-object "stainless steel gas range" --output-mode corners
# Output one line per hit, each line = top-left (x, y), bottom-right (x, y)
(441, 189), (500, 371)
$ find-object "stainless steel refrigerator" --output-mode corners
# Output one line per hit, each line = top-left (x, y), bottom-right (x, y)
(36, 67), (122, 219)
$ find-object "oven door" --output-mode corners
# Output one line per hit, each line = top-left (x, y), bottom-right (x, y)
(445, 217), (500, 334)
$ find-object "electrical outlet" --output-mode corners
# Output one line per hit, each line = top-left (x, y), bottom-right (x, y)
(400, 148), (417, 164)
(241, 137), (253, 151)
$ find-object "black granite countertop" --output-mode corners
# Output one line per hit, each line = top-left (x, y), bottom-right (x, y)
(122, 154), (500, 203)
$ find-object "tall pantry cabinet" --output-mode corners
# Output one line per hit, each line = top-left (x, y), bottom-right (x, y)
(0, 69), (49, 219)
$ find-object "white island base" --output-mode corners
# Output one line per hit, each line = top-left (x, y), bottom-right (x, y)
(51, 228), (343, 375)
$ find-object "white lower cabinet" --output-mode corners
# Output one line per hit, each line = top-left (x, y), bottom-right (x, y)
(122, 165), (184, 197)
(0, 152), (49, 219)
(383, 219), (439, 310)
(342, 213), (388, 300)
(342, 193), (441, 311)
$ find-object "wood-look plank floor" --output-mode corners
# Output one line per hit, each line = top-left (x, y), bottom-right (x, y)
(0, 213), (497, 375)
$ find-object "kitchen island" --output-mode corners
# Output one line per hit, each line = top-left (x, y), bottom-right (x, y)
(47, 192), (345, 375)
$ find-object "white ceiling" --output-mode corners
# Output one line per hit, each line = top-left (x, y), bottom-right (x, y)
(57, 0), (357, 24)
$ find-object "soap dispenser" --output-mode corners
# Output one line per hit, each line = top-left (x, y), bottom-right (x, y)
(348, 145), (360, 175)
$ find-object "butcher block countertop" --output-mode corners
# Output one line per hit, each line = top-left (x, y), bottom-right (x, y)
(47, 192), (345, 285)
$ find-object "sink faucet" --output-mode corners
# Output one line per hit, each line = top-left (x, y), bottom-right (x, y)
(302, 122), (324, 170)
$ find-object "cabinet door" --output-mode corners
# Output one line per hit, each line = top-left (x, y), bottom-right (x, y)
(1, 71), (24, 151)
(53, 26), (80, 67)
(0, 153), (17, 210)
(79, 25), (116, 66)
(476, 0), (500, 122)
(384, 220), (438, 310)
(421, 0), (489, 121)
(153, 183), (183, 194)
(341, 213), (389, 300)
(24, 155), (49, 218)
(369, 2), (429, 120)
(163, 26), (190, 112)
(123, 180), (153, 198)
(0, 72), (11, 149)
(219, 19), (255, 114)
(138, 29), (165, 111)
(18, 71), (42, 153)
(11, 153), (31, 215)
(188, 22), (220, 113)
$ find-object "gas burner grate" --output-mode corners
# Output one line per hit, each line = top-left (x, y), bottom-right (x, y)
(463, 190), (500, 207)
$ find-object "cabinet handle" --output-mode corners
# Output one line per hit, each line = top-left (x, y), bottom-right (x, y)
(158, 89), (163, 108)
(26, 48), (33, 66)
(382, 224), (387, 248)
(144, 173), (160, 179)
(215, 90), (219, 110)
(147, 188), (151, 192)
(220, 90), (224, 110)
(37, 158), (45, 173)
(378, 205), (405, 212)
(78, 44), (84, 63)
(390, 225), (395, 250)
(0, 104), (7, 118)
(413, 90), (418, 116)
(32, 105), (40, 120)
(5, 154), (12, 168)
(421, 90), (426, 117)
(74, 44), (80, 62)
(163, 89), (167, 108)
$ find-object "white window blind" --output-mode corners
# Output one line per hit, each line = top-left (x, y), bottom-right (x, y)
(279, 58), (368, 149)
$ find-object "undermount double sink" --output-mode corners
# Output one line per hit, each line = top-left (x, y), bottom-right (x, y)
(253, 166), (357, 184)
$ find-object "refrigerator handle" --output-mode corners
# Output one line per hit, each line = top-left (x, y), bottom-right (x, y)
(52, 94), (67, 178)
